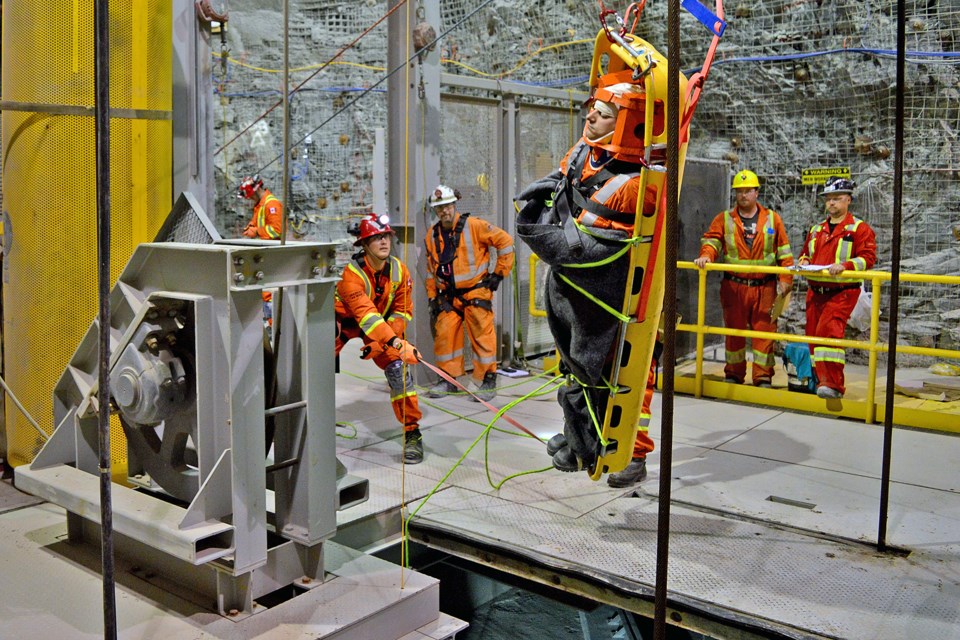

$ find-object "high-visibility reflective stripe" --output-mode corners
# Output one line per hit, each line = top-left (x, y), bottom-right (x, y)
(347, 263), (372, 296)
(812, 346), (845, 364)
(752, 350), (776, 367)
(776, 243), (793, 260)
(702, 238), (722, 252)
(722, 209), (778, 266)
(593, 172), (639, 203)
(391, 390), (418, 402)
(475, 354), (498, 364)
(392, 311), (413, 322)
(360, 312), (385, 335)
(434, 347), (464, 363)
(806, 218), (864, 283)
(726, 348), (747, 364)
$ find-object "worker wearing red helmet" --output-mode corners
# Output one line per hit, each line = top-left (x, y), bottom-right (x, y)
(238, 175), (283, 239)
(336, 213), (425, 463)
(424, 185), (515, 402)
(694, 169), (795, 387)
(798, 176), (877, 400)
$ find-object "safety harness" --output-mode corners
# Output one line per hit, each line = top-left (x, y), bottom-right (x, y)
(433, 213), (494, 315)
(551, 141), (643, 255)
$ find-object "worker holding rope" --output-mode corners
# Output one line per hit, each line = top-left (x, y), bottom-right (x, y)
(516, 80), (658, 477)
(336, 213), (424, 463)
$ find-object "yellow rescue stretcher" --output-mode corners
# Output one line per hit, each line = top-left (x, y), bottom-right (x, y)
(589, 3), (725, 480)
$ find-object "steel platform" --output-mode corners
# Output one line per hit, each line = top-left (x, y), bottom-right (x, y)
(331, 342), (960, 640)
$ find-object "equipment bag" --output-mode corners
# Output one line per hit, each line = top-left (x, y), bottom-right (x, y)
(783, 342), (817, 393)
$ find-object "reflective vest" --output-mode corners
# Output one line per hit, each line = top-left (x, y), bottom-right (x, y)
(804, 218), (868, 283)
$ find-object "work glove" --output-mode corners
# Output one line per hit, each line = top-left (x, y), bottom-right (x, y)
(516, 170), (563, 203)
(360, 342), (385, 360)
(435, 296), (455, 314)
(481, 273), (503, 292)
(389, 338), (420, 365)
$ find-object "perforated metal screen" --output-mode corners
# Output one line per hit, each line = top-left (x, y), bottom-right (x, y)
(2, 2), (173, 466)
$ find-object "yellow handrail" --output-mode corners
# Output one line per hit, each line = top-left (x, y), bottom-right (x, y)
(528, 254), (547, 318)
(678, 261), (960, 424)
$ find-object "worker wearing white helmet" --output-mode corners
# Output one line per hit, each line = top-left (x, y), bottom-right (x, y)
(424, 185), (515, 401)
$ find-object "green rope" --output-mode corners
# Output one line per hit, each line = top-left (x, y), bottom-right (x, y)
(554, 271), (632, 323)
(335, 421), (358, 439)
(402, 374), (564, 567)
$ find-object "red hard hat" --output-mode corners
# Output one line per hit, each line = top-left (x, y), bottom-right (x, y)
(354, 213), (393, 245)
(237, 175), (263, 200)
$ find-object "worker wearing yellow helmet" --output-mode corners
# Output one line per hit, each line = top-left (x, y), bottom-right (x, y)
(694, 169), (795, 387)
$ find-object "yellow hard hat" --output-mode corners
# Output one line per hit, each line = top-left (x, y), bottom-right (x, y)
(731, 170), (760, 189)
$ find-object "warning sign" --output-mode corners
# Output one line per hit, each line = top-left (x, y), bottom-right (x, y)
(801, 167), (851, 185)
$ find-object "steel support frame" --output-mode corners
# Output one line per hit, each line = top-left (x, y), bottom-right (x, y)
(20, 242), (343, 615)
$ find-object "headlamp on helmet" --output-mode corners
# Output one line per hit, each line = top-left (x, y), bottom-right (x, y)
(353, 213), (393, 246)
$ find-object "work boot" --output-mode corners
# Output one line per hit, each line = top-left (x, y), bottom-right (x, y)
(816, 385), (842, 399)
(546, 433), (567, 457)
(551, 446), (584, 473)
(756, 380), (772, 389)
(470, 372), (498, 402)
(724, 376), (741, 384)
(607, 457), (648, 488)
(403, 428), (424, 464)
(427, 379), (457, 398)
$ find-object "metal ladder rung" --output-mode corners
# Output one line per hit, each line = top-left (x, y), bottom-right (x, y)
(264, 400), (306, 417)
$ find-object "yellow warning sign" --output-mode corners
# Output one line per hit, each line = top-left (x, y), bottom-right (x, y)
(801, 167), (851, 185)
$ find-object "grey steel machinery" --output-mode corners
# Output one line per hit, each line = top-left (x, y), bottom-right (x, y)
(16, 194), (373, 618)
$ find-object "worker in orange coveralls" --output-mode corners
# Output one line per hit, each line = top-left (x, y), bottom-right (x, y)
(424, 185), (515, 402)
(798, 176), (877, 400)
(336, 213), (425, 463)
(238, 175), (284, 325)
(238, 174), (283, 239)
(694, 169), (794, 387)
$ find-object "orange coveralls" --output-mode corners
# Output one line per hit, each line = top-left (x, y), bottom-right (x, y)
(244, 190), (284, 308)
(425, 213), (514, 383)
(698, 205), (794, 384)
(800, 213), (877, 395)
(246, 190), (283, 239)
(335, 254), (421, 432)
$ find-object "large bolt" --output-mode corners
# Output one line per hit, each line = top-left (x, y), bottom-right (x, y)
(254, 271), (264, 281)
(233, 273), (245, 283)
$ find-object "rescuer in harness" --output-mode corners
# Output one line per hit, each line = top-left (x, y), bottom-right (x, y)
(336, 213), (425, 463)
(424, 185), (515, 401)
(516, 79), (659, 475)
(694, 169), (794, 387)
(798, 177), (877, 400)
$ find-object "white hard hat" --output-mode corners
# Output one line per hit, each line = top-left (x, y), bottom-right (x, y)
(429, 184), (459, 207)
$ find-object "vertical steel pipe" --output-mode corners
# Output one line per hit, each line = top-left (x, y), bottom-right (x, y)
(654, 1), (682, 638)
(878, 0), (907, 551)
(93, 0), (117, 637)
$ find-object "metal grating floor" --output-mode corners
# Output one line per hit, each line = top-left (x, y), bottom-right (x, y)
(334, 340), (960, 640)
